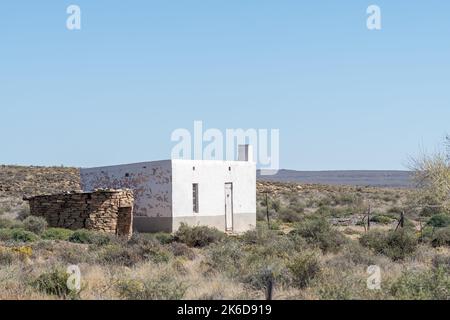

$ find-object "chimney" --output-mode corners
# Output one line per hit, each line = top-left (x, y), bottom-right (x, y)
(238, 144), (253, 162)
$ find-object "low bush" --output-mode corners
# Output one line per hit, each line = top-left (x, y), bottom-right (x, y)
(17, 206), (30, 220)
(0, 249), (16, 265)
(370, 215), (394, 225)
(390, 267), (450, 299)
(290, 217), (347, 253)
(427, 214), (450, 228)
(337, 241), (379, 267)
(42, 228), (74, 241)
(0, 228), (39, 242)
(431, 227), (450, 247)
(287, 252), (321, 288)
(68, 230), (111, 246)
(23, 216), (48, 235)
(359, 229), (418, 261)
(173, 223), (225, 248)
(242, 261), (291, 292)
(116, 275), (187, 300)
(0, 218), (24, 229)
(170, 242), (196, 260)
(152, 232), (174, 244)
(99, 244), (141, 267)
(277, 207), (303, 223)
(31, 267), (78, 299)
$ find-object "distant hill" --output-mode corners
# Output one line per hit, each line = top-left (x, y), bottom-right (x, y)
(257, 170), (415, 188)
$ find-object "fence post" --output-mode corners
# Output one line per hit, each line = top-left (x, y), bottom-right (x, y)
(265, 192), (270, 229)
(400, 211), (405, 228)
(367, 204), (371, 231)
(265, 270), (274, 300)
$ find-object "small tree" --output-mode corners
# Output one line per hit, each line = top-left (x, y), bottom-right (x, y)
(409, 136), (450, 213)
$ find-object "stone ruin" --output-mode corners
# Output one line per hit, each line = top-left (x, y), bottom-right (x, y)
(24, 189), (134, 237)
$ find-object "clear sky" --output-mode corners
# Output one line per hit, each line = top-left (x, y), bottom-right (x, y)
(1, 1), (449, 170)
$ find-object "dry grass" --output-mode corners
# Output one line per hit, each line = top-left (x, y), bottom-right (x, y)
(1, 166), (450, 300)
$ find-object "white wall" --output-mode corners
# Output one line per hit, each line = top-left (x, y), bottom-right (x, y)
(171, 159), (256, 219)
(80, 160), (172, 218)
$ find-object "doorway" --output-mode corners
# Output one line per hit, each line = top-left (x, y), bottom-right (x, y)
(225, 183), (233, 231)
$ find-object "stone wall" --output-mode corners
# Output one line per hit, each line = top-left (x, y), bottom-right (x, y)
(24, 189), (134, 237)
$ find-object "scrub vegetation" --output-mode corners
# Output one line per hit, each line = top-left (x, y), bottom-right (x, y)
(1, 157), (450, 300)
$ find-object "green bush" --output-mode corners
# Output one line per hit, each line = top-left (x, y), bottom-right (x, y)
(288, 252), (321, 288)
(206, 241), (246, 276)
(359, 229), (418, 261)
(42, 228), (74, 241)
(0, 218), (24, 229)
(173, 223), (225, 247)
(431, 227), (450, 247)
(100, 239), (172, 266)
(242, 262), (291, 291)
(116, 275), (187, 300)
(427, 214), (450, 228)
(170, 242), (196, 260)
(370, 215), (394, 225)
(290, 217), (347, 253)
(99, 244), (141, 267)
(31, 267), (78, 299)
(390, 267), (450, 299)
(23, 216), (48, 235)
(152, 232), (174, 244)
(277, 207), (303, 223)
(0, 228), (39, 242)
(432, 254), (450, 271)
(68, 229), (111, 245)
(332, 241), (379, 267)
(332, 193), (358, 205)
(129, 235), (173, 264)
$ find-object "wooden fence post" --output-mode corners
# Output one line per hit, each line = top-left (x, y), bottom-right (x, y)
(265, 193), (270, 229)
(265, 270), (274, 300)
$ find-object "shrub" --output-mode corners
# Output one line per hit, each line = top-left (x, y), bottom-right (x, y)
(432, 254), (450, 271)
(370, 215), (394, 225)
(99, 244), (141, 267)
(0, 249), (16, 265)
(338, 241), (379, 266)
(170, 242), (196, 260)
(0, 218), (24, 229)
(287, 252), (321, 288)
(31, 267), (78, 299)
(359, 229), (418, 260)
(116, 275), (187, 300)
(129, 236), (173, 264)
(69, 230), (111, 246)
(42, 228), (74, 241)
(431, 227), (450, 247)
(242, 262), (291, 292)
(23, 216), (48, 235)
(173, 223), (225, 247)
(152, 232), (174, 244)
(59, 245), (93, 265)
(290, 217), (347, 253)
(278, 207), (303, 223)
(390, 267), (450, 299)
(332, 193), (358, 205)
(427, 214), (450, 228)
(0, 228), (39, 242)
(17, 206), (30, 220)
(206, 241), (245, 276)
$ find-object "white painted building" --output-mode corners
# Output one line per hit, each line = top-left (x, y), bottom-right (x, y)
(80, 145), (256, 233)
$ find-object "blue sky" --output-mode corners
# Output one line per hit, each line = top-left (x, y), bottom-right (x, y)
(1, 1), (449, 170)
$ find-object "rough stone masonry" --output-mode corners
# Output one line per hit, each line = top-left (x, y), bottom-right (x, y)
(24, 189), (134, 237)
